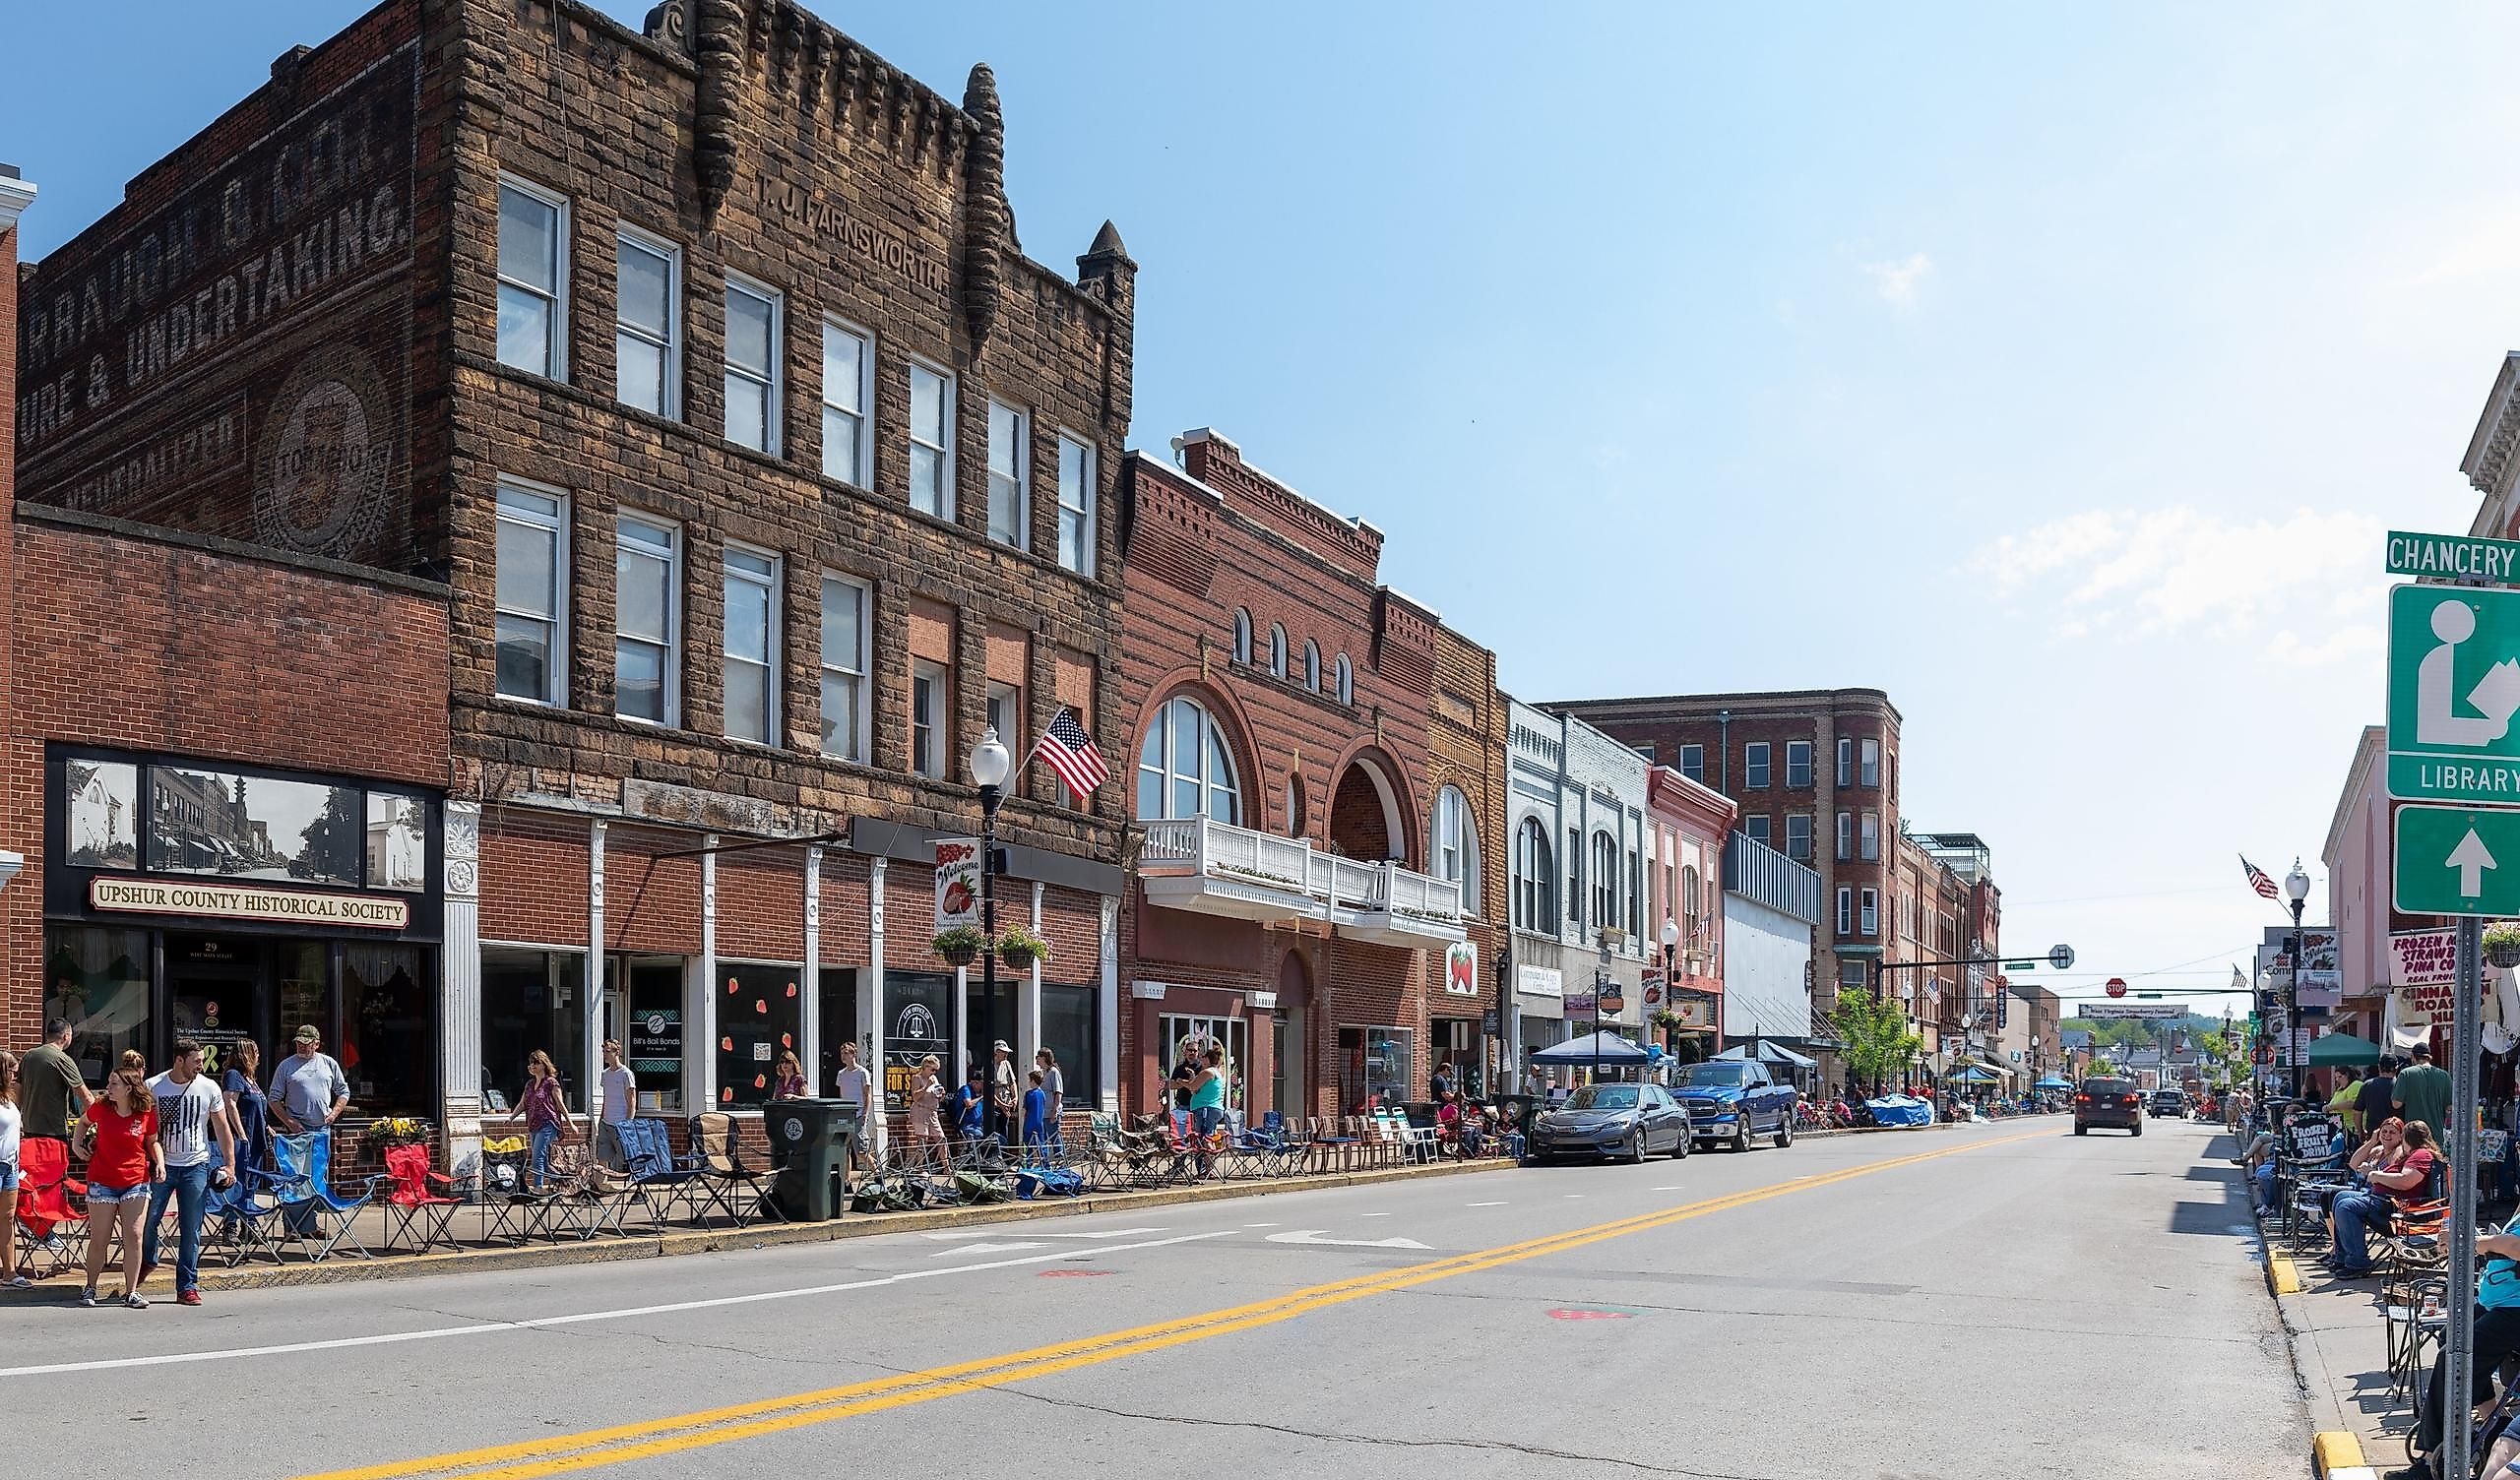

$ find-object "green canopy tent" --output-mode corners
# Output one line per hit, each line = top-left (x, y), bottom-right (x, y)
(2305, 1030), (2381, 1068)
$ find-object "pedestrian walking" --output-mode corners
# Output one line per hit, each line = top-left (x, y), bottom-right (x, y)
(1035, 1048), (1064, 1154)
(81, 1051), (160, 1310)
(19, 1018), (92, 1150)
(519, 1051), (570, 1190)
(0, 1049), (27, 1290)
(269, 1025), (349, 1141)
(1190, 1047), (1227, 1177)
(598, 1039), (636, 1169)
(906, 1056), (945, 1169)
(770, 1050), (806, 1100)
(832, 1041), (874, 1170)
(142, 1039), (237, 1308)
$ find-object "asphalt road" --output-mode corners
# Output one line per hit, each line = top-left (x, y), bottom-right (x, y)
(0, 1114), (2304, 1479)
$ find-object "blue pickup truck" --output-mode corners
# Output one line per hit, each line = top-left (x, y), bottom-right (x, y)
(1674, 1060), (1798, 1151)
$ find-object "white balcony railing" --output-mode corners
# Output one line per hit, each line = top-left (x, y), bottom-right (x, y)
(1137, 816), (1466, 944)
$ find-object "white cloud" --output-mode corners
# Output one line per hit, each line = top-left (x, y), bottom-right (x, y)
(2264, 625), (2384, 667)
(1861, 252), (1934, 308)
(1967, 505), (2386, 641)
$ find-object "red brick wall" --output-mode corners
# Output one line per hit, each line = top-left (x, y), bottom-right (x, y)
(479, 810), (591, 947)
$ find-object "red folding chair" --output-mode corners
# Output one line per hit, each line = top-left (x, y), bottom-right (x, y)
(15, 1139), (87, 1280)
(378, 1144), (466, 1255)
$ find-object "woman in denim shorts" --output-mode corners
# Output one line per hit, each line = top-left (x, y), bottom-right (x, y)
(0, 1050), (25, 1289)
(81, 1050), (162, 1310)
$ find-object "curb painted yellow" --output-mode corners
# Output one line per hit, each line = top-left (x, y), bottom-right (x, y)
(2269, 1255), (2302, 1295)
(2310, 1430), (2367, 1477)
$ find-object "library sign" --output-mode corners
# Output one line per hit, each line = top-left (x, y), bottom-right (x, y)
(90, 877), (409, 930)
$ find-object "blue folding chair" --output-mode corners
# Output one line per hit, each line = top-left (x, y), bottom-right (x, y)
(616, 1120), (705, 1226)
(246, 1132), (376, 1261)
(202, 1174), (285, 1267)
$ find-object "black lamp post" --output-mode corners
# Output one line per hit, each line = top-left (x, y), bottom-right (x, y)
(970, 726), (1012, 1142)
(2284, 857), (2311, 1104)
(1660, 917), (1682, 1059)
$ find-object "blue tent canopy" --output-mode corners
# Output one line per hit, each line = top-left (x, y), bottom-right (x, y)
(1531, 1031), (1651, 1066)
(2033, 1076), (2073, 1089)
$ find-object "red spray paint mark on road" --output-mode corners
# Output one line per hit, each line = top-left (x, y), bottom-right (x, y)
(1039, 1268), (1112, 1278)
(1546, 1308), (1634, 1321)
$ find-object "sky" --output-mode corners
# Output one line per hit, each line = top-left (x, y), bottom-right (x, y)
(9, 2), (2516, 1015)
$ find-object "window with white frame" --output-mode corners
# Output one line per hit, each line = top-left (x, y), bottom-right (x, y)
(819, 320), (872, 488)
(1840, 960), (1868, 990)
(1743, 741), (1771, 788)
(1056, 433), (1095, 575)
(1302, 640), (1320, 692)
(614, 516), (678, 723)
(1678, 743), (1704, 783)
(908, 362), (954, 519)
(818, 575), (868, 762)
(1836, 736), (1853, 787)
(1591, 832), (1619, 931)
(496, 179), (566, 379)
(1231, 609), (1253, 665)
(1627, 847), (1642, 938)
(1836, 810), (1853, 861)
(494, 482), (567, 705)
(986, 398), (1029, 547)
(911, 659), (949, 779)
(1743, 816), (1770, 848)
(1135, 696), (1240, 824)
(986, 679), (1022, 759)
(1859, 888), (1879, 936)
(723, 278), (780, 454)
(721, 546), (779, 743)
(1785, 740), (1812, 788)
(1432, 786), (1480, 910)
(1512, 817), (1552, 930)
(1269, 624), (1287, 679)
(1860, 738), (1881, 787)
(1786, 813), (1812, 862)
(1836, 887), (1853, 936)
(1860, 810), (1879, 861)
(614, 231), (679, 418)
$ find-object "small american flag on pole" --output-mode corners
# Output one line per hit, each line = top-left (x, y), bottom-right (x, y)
(2240, 855), (2280, 900)
(1030, 706), (1109, 800)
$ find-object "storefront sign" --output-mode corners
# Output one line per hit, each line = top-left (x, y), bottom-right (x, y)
(2390, 928), (2459, 988)
(1669, 996), (1709, 1029)
(629, 1009), (683, 1074)
(1444, 941), (1479, 996)
(90, 876), (408, 929)
(934, 837), (981, 931)
(1516, 964), (1562, 1000)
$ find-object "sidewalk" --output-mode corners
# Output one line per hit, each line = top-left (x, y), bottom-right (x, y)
(2268, 1233), (2413, 1479)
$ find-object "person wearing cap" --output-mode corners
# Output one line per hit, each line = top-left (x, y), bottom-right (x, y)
(989, 1040), (1018, 1142)
(269, 1024), (350, 1140)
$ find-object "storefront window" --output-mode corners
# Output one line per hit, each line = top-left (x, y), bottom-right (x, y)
(717, 962), (800, 1107)
(883, 972), (953, 1112)
(45, 927), (152, 1081)
(817, 967), (859, 1090)
(1041, 984), (1098, 1113)
(344, 945), (432, 1116)
(1161, 1014), (1246, 1111)
(617, 957), (685, 1113)
(1338, 1025), (1413, 1112)
(480, 948), (587, 1112)
(965, 977), (1020, 1086)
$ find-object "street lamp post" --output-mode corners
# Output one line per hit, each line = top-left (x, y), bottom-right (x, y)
(969, 727), (1012, 1143)
(1660, 917), (1681, 1057)
(2285, 858), (2311, 1104)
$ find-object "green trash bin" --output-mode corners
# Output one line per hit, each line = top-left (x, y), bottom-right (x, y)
(768, 1098), (862, 1221)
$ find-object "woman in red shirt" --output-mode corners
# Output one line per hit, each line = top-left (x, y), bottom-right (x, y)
(81, 1049), (162, 1309)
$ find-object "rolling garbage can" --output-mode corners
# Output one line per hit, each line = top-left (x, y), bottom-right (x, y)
(768, 1098), (862, 1221)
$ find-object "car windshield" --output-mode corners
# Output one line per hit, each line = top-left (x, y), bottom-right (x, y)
(1682, 1064), (1749, 1086)
(1563, 1085), (1639, 1111)
(2082, 1079), (2135, 1095)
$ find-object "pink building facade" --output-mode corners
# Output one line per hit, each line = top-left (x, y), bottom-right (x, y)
(1646, 766), (1735, 1054)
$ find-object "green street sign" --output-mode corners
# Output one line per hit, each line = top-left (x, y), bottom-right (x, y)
(2388, 529), (2520, 584)
(2393, 804), (2520, 915)
(2386, 583), (2520, 802)
(2002, 960), (2037, 971)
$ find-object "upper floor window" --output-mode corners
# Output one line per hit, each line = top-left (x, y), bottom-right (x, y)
(1859, 887), (1880, 936)
(494, 482), (567, 705)
(1836, 887), (1853, 936)
(722, 546), (780, 744)
(1591, 832), (1619, 931)
(1743, 816), (1771, 848)
(1269, 624), (1288, 679)
(1785, 740), (1812, 789)
(987, 398), (1029, 548)
(1860, 811), (1880, 861)
(1056, 433), (1096, 576)
(908, 362), (954, 519)
(1682, 865), (1701, 938)
(818, 574), (868, 763)
(1136, 697), (1239, 825)
(1835, 810), (1853, 861)
(1678, 744), (1704, 784)
(1836, 736), (1853, 787)
(1231, 609), (1253, 665)
(1743, 742), (1771, 789)
(614, 230), (680, 418)
(615, 515), (679, 724)
(820, 320), (873, 489)
(1432, 786), (1480, 909)
(911, 659), (949, 779)
(723, 277), (780, 454)
(986, 679), (1023, 761)
(496, 179), (566, 380)
(1786, 813), (1812, 862)
(1302, 640), (1321, 692)
(1334, 653), (1354, 706)
(1512, 817), (1553, 931)
(1860, 738), (1881, 787)
(1627, 847), (1642, 939)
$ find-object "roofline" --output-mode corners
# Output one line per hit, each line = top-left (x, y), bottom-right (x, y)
(1544, 688), (1905, 724)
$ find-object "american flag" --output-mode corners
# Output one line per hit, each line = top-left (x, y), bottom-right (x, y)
(1030, 706), (1109, 800)
(2240, 855), (2279, 900)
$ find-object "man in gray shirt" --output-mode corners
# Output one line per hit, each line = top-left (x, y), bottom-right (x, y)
(270, 1024), (350, 1137)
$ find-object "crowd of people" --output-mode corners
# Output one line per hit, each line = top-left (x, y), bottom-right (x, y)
(896, 1041), (1067, 1170)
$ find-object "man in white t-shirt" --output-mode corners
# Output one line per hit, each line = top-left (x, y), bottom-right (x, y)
(598, 1039), (636, 1169)
(1035, 1047), (1065, 1153)
(143, 1039), (238, 1307)
(831, 1040), (874, 1170)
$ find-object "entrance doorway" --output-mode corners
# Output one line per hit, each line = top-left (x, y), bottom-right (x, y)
(1160, 1013), (1248, 1111)
(166, 934), (267, 1083)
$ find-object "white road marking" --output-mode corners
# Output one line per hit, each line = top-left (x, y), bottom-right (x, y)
(1030, 1227), (1170, 1240)
(927, 1241), (1046, 1258)
(1466, 1201), (1506, 1207)
(1243, 1222), (1279, 1228)
(1564, 1194), (1586, 1199)
(0, 1231), (1234, 1379)
(1265, 1229), (1431, 1250)
(1357, 1212), (1391, 1218)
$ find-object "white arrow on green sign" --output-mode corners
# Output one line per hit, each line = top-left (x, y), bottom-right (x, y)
(2393, 804), (2520, 915)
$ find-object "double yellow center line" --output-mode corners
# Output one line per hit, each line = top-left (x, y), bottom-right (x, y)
(304, 1128), (2043, 1480)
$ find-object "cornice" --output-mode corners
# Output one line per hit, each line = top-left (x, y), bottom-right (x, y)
(0, 173), (34, 233)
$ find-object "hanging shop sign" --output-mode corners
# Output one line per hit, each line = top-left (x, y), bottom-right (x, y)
(89, 876), (408, 929)
(1445, 941), (1479, 996)
(934, 836), (981, 931)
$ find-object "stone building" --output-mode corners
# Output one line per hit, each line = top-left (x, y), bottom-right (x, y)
(1115, 430), (1474, 1118)
(11, 0), (1135, 1158)
(1507, 700), (1651, 1076)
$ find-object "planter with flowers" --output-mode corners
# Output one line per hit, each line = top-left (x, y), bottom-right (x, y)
(933, 926), (987, 969)
(2488, 921), (2520, 969)
(996, 925), (1051, 973)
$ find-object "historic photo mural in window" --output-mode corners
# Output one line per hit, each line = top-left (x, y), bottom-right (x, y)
(149, 769), (362, 887)
(365, 792), (425, 891)
(64, 760), (139, 868)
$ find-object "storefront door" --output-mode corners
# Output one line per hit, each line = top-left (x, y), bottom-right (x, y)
(1160, 1014), (1247, 1110)
(166, 934), (267, 1083)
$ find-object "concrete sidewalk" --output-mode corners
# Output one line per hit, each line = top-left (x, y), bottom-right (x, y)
(2261, 1211), (2418, 1480)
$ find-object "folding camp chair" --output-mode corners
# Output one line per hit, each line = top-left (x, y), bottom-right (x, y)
(616, 1120), (706, 1225)
(548, 1143), (641, 1239)
(378, 1144), (466, 1255)
(246, 1132), (376, 1262)
(201, 1173), (285, 1267)
(475, 1141), (553, 1244)
(687, 1113), (782, 1227)
(13, 1138), (85, 1280)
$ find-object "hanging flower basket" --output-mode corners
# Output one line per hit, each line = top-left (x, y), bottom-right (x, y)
(933, 926), (986, 968)
(996, 926), (1051, 972)
(2488, 921), (2520, 968)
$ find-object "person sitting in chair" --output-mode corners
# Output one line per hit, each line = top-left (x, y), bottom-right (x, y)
(2326, 1120), (2439, 1278)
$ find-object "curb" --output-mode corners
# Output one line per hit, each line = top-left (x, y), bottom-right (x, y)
(2253, 1204), (2383, 1480)
(2312, 1430), (2375, 1480)
(162, 1155), (1515, 1293)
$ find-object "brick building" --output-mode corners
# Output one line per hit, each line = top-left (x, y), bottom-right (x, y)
(1426, 618), (1510, 1096)
(1643, 764), (1733, 1049)
(12, 0), (1135, 1159)
(1116, 431), (1475, 1119)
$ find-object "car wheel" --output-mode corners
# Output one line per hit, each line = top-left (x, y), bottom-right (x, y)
(1626, 1130), (1646, 1164)
(2131, 1124), (2142, 1137)
(2075, 1123), (2088, 1136)
(1671, 1126), (1690, 1159)
(1733, 1118), (1753, 1153)
(1774, 1113), (1794, 1149)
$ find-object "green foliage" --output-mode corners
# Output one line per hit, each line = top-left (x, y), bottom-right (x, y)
(1830, 988), (1922, 1088)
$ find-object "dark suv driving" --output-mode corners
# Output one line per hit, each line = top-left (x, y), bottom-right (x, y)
(2075, 1077), (2143, 1136)
(2146, 1088), (2187, 1118)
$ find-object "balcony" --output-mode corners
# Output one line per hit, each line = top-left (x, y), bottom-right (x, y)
(1137, 817), (1468, 946)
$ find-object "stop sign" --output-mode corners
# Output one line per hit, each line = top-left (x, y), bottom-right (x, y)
(2106, 977), (2128, 999)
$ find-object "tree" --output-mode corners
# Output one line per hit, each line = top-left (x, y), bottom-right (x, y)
(1830, 988), (1922, 1094)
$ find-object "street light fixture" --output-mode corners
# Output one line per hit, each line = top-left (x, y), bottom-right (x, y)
(1659, 918), (1681, 1055)
(970, 727), (1012, 1141)
(2284, 857), (2311, 1103)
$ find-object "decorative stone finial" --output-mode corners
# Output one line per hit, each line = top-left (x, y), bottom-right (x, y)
(961, 61), (1009, 349)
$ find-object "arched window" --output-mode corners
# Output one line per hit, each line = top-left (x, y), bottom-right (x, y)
(1432, 786), (1480, 910)
(1231, 609), (1252, 665)
(1591, 832), (1619, 930)
(1334, 653), (1353, 706)
(1269, 623), (1288, 679)
(1512, 817), (1552, 930)
(1303, 640), (1320, 692)
(1285, 774), (1305, 838)
(1135, 697), (1241, 825)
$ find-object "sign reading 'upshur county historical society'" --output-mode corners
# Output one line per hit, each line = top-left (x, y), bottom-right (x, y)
(89, 877), (408, 929)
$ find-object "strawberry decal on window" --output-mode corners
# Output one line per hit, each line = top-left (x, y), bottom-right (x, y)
(722, 1036), (733, 1052)
(755, 1000), (768, 1015)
